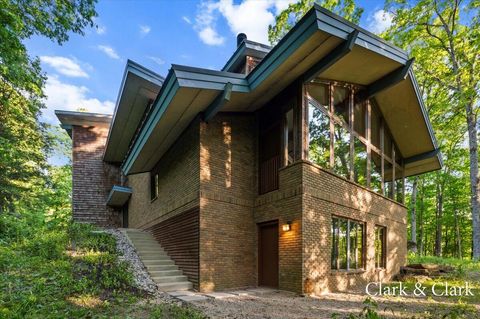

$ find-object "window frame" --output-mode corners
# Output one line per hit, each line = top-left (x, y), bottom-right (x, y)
(305, 80), (406, 203)
(331, 215), (366, 271)
(150, 172), (159, 201)
(374, 225), (387, 269)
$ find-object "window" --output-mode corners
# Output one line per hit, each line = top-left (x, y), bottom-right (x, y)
(333, 124), (350, 178)
(353, 98), (366, 138)
(285, 109), (294, 165)
(371, 151), (382, 193)
(333, 86), (349, 124)
(375, 226), (386, 268)
(304, 81), (406, 203)
(150, 173), (159, 200)
(384, 160), (393, 199)
(308, 98), (331, 168)
(353, 138), (367, 186)
(331, 216), (364, 270)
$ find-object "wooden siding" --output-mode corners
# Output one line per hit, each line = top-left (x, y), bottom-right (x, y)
(148, 208), (199, 289)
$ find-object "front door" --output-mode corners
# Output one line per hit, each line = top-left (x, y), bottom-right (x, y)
(258, 221), (279, 288)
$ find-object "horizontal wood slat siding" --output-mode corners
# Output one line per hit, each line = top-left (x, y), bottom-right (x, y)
(148, 209), (199, 289)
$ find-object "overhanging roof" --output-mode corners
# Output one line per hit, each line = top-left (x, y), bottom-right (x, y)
(119, 4), (441, 177)
(222, 39), (271, 72)
(55, 110), (112, 138)
(106, 185), (132, 207)
(103, 60), (164, 164)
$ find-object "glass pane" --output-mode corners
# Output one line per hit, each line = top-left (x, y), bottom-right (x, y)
(338, 219), (348, 269)
(306, 83), (329, 111)
(371, 151), (382, 193)
(308, 103), (330, 168)
(371, 103), (381, 149)
(286, 109), (294, 164)
(375, 226), (386, 268)
(333, 124), (350, 178)
(331, 218), (338, 269)
(353, 97), (366, 138)
(384, 160), (393, 198)
(333, 86), (349, 124)
(395, 165), (404, 203)
(384, 130), (393, 159)
(353, 138), (367, 186)
(349, 222), (363, 269)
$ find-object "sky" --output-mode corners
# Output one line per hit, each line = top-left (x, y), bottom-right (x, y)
(24, 0), (393, 126)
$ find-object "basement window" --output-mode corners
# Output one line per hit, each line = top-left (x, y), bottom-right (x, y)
(331, 216), (364, 271)
(375, 226), (387, 268)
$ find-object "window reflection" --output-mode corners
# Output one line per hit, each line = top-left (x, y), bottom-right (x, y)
(371, 151), (382, 193)
(333, 124), (350, 179)
(353, 97), (366, 138)
(308, 103), (330, 168)
(353, 138), (367, 186)
(333, 86), (349, 124)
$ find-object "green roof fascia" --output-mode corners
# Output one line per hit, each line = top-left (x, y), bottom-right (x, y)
(408, 69), (443, 167)
(313, 4), (408, 63)
(104, 60), (164, 161)
(121, 66), (249, 175)
(106, 185), (132, 207)
(247, 8), (319, 91)
(221, 40), (271, 72)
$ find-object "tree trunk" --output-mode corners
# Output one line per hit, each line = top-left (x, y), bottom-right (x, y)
(435, 181), (443, 257)
(410, 177), (418, 253)
(454, 207), (462, 259)
(418, 181), (424, 256)
(466, 102), (480, 259)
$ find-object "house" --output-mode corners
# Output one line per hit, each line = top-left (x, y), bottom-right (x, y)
(56, 5), (441, 295)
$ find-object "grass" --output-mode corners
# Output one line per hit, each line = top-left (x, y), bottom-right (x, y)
(0, 218), (205, 319)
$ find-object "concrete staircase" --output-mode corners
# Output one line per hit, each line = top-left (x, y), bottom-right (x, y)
(123, 229), (193, 291)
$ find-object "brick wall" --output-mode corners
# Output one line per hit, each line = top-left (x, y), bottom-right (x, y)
(199, 114), (257, 292)
(300, 160), (407, 295)
(254, 163), (304, 293)
(127, 118), (200, 229)
(72, 125), (121, 226)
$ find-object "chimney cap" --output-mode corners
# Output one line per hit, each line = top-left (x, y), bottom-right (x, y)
(237, 33), (247, 47)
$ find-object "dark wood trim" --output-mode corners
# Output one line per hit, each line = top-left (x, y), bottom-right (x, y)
(404, 149), (440, 164)
(302, 30), (359, 83)
(359, 58), (414, 100)
(203, 82), (233, 122)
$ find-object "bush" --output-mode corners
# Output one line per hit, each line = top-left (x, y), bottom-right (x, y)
(22, 231), (67, 260)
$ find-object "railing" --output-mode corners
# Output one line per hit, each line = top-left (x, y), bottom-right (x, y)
(259, 155), (280, 194)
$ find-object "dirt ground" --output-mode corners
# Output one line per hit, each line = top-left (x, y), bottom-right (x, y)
(191, 290), (480, 319)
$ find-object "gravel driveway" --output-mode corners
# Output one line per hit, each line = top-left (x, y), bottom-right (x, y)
(190, 289), (480, 319)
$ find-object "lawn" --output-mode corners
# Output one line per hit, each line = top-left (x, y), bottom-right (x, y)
(0, 217), (204, 319)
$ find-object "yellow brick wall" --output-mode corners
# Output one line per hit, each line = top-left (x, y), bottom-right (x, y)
(127, 119), (200, 229)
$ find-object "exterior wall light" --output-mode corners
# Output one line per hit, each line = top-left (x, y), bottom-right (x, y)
(282, 221), (292, 232)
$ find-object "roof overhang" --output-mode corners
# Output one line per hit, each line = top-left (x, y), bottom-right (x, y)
(120, 4), (441, 177)
(103, 60), (164, 164)
(222, 39), (271, 72)
(106, 185), (132, 207)
(55, 110), (112, 138)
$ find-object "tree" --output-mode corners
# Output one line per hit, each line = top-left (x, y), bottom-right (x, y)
(384, 0), (480, 258)
(268, 0), (363, 44)
(0, 0), (97, 212)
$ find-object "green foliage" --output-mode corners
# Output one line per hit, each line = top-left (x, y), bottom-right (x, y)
(268, 0), (363, 44)
(149, 304), (207, 319)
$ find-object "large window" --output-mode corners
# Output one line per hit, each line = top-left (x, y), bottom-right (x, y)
(306, 81), (405, 203)
(331, 216), (364, 270)
(375, 226), (386, 268)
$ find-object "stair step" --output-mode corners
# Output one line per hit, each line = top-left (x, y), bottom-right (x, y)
(152, 275), (188, 284)
(157, 282), (193, 292)
(143, 259), (175, 266)
(142, 256), (170, 262)
(146, 265), (179, 271)
(148, 270), (182, 277)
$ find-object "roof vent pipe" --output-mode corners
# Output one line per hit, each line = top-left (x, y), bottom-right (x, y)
(237, 33), (247, 47)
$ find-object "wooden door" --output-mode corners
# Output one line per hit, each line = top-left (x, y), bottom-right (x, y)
(258, 221), (279, 288)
